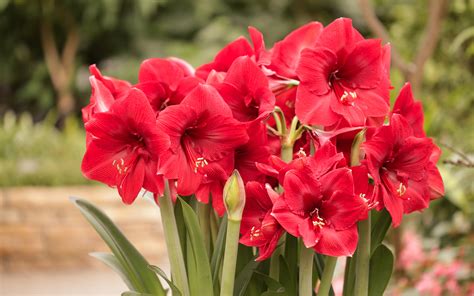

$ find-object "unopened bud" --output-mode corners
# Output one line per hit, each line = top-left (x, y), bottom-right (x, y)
(223, 170), (246, 221)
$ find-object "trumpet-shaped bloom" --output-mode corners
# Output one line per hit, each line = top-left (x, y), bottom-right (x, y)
(82, 88), (170, 204)
(240, 182), (284, 261)
(215, 56), (275, 123)
(157, 85), (249, 197)
(272, 143), (367, 256)
(363, 114), (444, 226)
(296, 18), (390, 127)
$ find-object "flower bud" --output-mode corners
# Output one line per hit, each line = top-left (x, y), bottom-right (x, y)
(223, 170), (246, 221)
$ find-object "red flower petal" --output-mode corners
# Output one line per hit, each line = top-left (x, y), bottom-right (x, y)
(314, 225), (358, 257)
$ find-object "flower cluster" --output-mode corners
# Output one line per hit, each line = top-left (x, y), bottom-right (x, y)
(81, 18), (444, 260)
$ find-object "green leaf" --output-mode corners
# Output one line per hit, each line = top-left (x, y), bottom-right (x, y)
(177, 198), (214, 296)
(71, 198), (165, 295)
(211, 215), (227, 292)
(234, 258), (260, 296)
(368, 244), (394, 296)
(174, 197), (188, 264)
(149, 265), (182, 296)
(370, 210), (392, 254)
(90, 252), (135, 291)
(253, 272), (286, 294)
(342, 257), (355, 296)
(279, 257), (296, 296)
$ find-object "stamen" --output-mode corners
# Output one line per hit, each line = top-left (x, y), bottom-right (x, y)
(396, 183), (407, 197)
(250, 226), (261, 241)
(113, 158), (128, 175)
(194, 157), (209, 173)
(297, 148), (307, 158)
(310, 208), (326, 229)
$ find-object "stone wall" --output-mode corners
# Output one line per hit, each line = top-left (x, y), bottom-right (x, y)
(0, 186), (166, 272)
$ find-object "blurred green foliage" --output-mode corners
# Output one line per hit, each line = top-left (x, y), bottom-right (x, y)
(0, 111), (89, 186)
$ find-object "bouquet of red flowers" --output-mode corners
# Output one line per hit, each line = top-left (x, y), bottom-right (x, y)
(74, 18), (444, 296)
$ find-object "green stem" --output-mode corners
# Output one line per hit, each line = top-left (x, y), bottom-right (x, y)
(220, 219), (241, 296)
(281, 144), (293, 162)
(210, 210), (218, 247)
(319, 256), (337, 296)
(197, 201), (212, 257)
(159, 184), (190, 296)
(355, 215), (371, 296)
(299, 242), (314, 296)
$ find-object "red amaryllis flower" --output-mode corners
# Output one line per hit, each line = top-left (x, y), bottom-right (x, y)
(272, 143), (367, 256)
(268, 21), (323, 80)
(215, 56), (275, 123)
(157, 84), (249, 196)
(392, 83), (425, 137)
(195, 27), (267, 80)
(362, 114), (444, 226)
(240, 181), (284, 261)
(234, 122), (272, 183)
(296, 18), (390, 127)
(136, 58), (201, 115)
(82, 65), (131, 124)
(81, 88), (170, 204)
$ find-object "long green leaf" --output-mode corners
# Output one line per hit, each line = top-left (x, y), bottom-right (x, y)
(342, 257), (354, 296)
(279, 257), (297, 296)
(177, 198), (214, 296)
(71, 197), (165, 295)
(368, 244), (394, 296)
(149, 265), (182, 296)
(254, 271), (286, 294)
(174, 197), (188, 265)
(211, 215), (227, 293)
(370, 210), (392, 254)
(234, 258), (260, 296)
(90, 252), (135, 291)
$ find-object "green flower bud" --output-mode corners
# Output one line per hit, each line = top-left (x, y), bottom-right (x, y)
(223, 170), (245, 221)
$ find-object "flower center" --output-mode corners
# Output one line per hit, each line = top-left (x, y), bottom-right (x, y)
(310, 208), (326, 229)
(329, 71), (357, 106)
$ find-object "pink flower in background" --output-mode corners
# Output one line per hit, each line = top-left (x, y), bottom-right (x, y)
(398, 230), (426, 270)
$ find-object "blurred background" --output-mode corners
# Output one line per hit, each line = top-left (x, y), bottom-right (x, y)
(0, 0), (472, 295)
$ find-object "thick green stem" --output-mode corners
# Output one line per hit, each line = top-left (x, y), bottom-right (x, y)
(197, 201), (212, 257)
(299, 242), (314, 296)
(319, 256), (337, 296)
(159, 185), (190, 296)
(355, 215), (371, 296)
(281, 144), (293, 162)
(220, 219), (241, 296)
